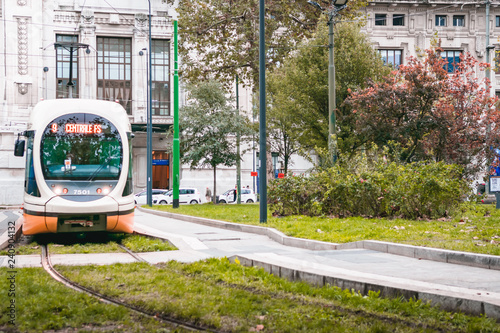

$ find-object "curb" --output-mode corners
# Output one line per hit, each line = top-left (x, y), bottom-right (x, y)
(138, 207), (500, 270)
(227, 254), (500, 320)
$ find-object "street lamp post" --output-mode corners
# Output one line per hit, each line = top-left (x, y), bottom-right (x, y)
(146, 0), (153, 207)
(308, 0), (349, 165)
(53, 42), (89, 99)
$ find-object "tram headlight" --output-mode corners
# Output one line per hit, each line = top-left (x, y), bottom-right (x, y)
(97, 188), (110, 195)
(54, 187), (62, 195)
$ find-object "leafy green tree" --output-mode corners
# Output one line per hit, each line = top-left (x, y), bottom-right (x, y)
(267, 21), (388, 167)
(267, 71), (302, 174)
(173, 80), (255, 202)
(171, 0), (365, 88)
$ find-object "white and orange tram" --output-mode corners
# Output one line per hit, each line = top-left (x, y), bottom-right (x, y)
(15, 99), (135, 235)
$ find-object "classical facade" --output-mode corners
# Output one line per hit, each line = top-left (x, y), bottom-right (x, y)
(0, 0), (313, 205)
(360, 0), (500, 94)
(0, 0), (179, 204)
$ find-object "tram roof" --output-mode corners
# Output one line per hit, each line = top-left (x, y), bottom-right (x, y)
(28, 99), (131, 131)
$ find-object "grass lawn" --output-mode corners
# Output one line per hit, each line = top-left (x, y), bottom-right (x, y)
(55, 259), (500, 332)
(0, 267), (189, 332)
(148, 203), (500, 255)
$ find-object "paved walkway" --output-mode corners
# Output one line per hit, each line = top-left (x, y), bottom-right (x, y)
(1, 207), (500, 320)
(0, 209), (22, 248)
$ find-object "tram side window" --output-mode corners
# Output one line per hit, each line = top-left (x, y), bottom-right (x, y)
(24, 133), (40, 197)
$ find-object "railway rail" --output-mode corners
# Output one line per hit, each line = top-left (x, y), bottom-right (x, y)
(40, 242), (221, 333)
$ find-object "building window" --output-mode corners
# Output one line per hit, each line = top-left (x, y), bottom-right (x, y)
(55, 35), (79, 99)
(494, 51), (500, 74)
(375, 14), (387, 26)
(453, 15), (465, 27)
(97, 37), (132, 114)
(152, 39), (171, 116)
(436, 15), (447, 27)
(441, 50), (462, 73)
(378, 49), (402, 68)
(393, 14), (405, 26)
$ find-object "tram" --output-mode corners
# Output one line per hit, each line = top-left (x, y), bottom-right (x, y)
(15, 99), (135, 235)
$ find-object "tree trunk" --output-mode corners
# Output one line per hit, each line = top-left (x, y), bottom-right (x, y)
(267, 150), (274, 182)
(213, 166), (217, 204)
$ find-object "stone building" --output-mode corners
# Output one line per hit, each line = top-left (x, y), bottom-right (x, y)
(0, 0), (179, 204)
(360, 0), (500, 94)
(0, 0), (313, 205)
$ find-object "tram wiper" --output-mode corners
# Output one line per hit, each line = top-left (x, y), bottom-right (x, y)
(86, 157), (111, 182)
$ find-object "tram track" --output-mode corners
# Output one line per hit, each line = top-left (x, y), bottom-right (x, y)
(40, 243), (221, 333)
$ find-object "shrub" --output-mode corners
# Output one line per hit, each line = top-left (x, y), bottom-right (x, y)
(268, 157), (470, 220)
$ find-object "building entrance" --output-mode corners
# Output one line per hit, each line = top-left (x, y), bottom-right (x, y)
(152, 151), (169, 189)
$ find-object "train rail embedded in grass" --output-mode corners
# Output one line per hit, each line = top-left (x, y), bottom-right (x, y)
(40, 243), (220, 332)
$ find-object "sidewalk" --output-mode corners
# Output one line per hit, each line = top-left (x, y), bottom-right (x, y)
(0, 209), (22, 249)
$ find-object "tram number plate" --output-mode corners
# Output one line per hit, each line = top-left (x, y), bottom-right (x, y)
(74, 190), (91, 195)
(64, 220), (87, 224)
(64, 219), (93, 227)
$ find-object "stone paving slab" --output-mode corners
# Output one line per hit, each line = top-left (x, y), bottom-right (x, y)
(0, 254), (40, 268)
(0, 210), (22, 249)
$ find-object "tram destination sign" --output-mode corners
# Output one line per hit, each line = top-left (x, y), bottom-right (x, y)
(50, 123), (103, 134)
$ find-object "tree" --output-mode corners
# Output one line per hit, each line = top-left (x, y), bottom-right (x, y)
(171, 0), (365, 88)
(345, 45), (500, 177)
(174, 80), (255, 202)
(266, 21), (389, 167)
(267, 69), (302, 174)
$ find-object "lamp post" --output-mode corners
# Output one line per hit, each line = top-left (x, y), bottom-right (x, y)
(173, 20), (180, 208)
(308, 0), (349, 165)
(53, 42), (89, 99)
(146, 0), (153, 207)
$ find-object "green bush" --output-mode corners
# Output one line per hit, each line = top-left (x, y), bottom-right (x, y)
(268, 157), (470, 220)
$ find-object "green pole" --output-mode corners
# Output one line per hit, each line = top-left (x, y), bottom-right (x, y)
(173, 20), (180, 208)
(236, 75), (241, 204)
(146, 0), (153, 206)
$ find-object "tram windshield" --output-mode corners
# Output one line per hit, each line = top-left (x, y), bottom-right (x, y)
(41, 113), (123, 180)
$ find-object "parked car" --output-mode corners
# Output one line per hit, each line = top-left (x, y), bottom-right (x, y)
(218, 188), (256, 204)
(134, 189), (169, 205)
(155, 187), (202, 205)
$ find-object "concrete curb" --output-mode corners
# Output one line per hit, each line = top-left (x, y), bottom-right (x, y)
(0, 211), (23, 250)
(138, 207), (500, 270)
(227, 254), (500, 320)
